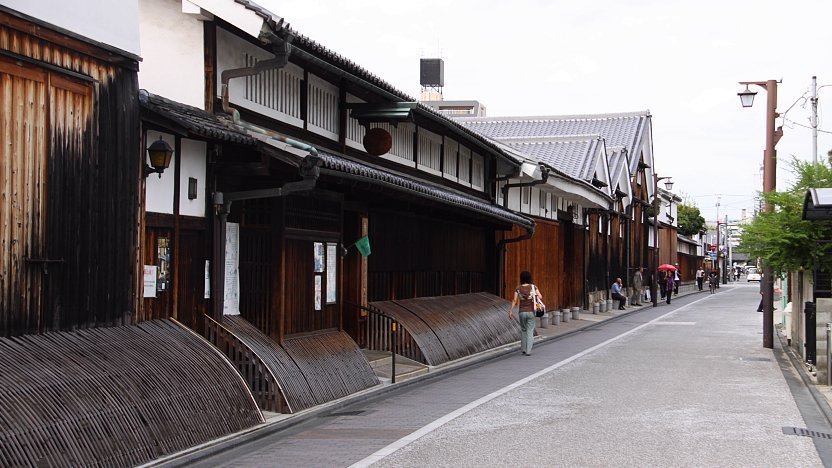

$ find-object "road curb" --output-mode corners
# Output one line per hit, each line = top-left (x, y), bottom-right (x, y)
(776, 326), (832, 427)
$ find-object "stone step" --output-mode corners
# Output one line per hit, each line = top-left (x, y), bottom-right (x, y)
(362, 349), (429, 382)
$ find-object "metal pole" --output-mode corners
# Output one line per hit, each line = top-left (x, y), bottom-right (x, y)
(391, 321), (397, 384)
(812, 76), (818, 164)
(722, 214), (728, 285)
(652, 174), (659, 307)
(762, 79), (778, 349)
(827, 323), (831, 385)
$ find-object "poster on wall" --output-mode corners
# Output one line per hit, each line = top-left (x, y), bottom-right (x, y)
(204, 260), (211, 299)
(326, 243), (337, 303)
(143, 265), (157, 298)
(224, 222), (240, 315)
(314, 242), (324, 272)
(314, 275), (322, 311)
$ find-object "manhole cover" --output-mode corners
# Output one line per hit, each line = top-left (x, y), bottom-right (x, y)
(783, 427), (832, 439)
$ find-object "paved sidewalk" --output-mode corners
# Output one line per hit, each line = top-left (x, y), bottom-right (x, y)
(148, 288), (702, 467)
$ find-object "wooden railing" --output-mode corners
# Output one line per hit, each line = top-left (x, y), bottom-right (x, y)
(204, 315), (288, 413)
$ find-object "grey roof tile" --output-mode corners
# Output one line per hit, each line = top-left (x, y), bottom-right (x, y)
(139, 90), (256, 145)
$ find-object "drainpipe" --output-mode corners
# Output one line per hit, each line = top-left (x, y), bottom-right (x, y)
(495, 164), (548, 296)
(221, 34), (294, 126)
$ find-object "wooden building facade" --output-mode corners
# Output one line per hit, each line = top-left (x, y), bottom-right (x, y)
(0, 8), (140, 337)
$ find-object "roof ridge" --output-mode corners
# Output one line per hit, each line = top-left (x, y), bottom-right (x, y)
(496, 134), (602, 143)
(456, 110), (651, 123)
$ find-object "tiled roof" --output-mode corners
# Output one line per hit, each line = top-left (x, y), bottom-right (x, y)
(498, 136), (602, 182)
(232, 1), (519, 169)
(139, 90), (256, 145)
(316, 150), (534, 229)
(457, 111), (650, 173)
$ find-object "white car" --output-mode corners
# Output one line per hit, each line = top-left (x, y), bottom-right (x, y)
(746, 267), (761, 282)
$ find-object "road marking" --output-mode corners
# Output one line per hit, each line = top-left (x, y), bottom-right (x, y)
(349, 294), (715, 468)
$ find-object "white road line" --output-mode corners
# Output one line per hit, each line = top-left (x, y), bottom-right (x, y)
(349, 294), (716, 468)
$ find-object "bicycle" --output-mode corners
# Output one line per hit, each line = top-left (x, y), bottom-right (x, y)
(709, 278), (718, 294)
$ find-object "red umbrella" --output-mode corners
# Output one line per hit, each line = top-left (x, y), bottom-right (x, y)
(658, 264), (677, 271)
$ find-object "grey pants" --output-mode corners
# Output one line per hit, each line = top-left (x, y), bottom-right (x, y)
(519, 311), (535, 354)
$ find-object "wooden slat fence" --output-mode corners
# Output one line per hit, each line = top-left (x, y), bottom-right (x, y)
(369, 293), (522, 366)
(0, 320), (263, 467)
(282, 330), (380, 408)
(218, 316), (379, 413)
(204, 315), (288, 413)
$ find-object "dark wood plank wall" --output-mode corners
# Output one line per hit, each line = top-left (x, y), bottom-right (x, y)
(0, 18), (139, 336)
(500, 219), (582, 311)
(659, 227), (678, 267)
(142, 225), (174, 321)
(610, 213), (625, 286)
(586, 211), (609, 292)
(367, 211), (491, 302)
(678, 253), (699, 283)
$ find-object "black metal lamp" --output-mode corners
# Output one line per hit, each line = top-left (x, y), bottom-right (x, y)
(144, 137), (174, 178)
(664, 179), (674, 191)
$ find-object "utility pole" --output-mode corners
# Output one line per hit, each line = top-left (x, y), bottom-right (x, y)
(812, 76), (818, 164)
(722, 214), (728, 285)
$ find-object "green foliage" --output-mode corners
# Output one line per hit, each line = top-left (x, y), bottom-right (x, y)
(677, 203), (706, 237)
(738, 156), (832, 274)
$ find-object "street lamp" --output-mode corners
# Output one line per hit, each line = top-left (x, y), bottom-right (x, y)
(738, 79), (782, 349)
(652, 175), (673, 307)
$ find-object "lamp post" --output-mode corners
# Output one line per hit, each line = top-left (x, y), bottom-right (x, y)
(652, 175), (673, 307)
(738, 79), (782, 349)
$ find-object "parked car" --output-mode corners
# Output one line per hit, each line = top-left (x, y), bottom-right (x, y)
(747, 267), (761, 282)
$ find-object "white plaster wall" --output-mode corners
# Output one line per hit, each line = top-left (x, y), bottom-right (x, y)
(179, 139), (207, 217)
(145, 130), (176, 214)
(5, 0), (140, 56)
(138, 0), (205, 107)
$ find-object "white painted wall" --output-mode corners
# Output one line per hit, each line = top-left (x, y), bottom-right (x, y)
(5, 0), (140, 56)
(138, 0), (205, 107)
(145, 130), (176, 214)
(179, 139), (207, 217)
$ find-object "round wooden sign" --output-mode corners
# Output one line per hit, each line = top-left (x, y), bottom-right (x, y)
(363, 127), (392, 156)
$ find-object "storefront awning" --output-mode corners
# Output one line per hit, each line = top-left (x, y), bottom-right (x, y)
(803, 188), (832, 220)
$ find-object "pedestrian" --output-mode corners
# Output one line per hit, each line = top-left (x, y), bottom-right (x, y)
(673, 264), (681, 295)
(508, 271), (542, 356)
(659, 270), (667, 299)
(695, 267), (704, 291)
(757, 289), (763, 312)
(611, 277), (627, 310)
(631, 267), (644, 306)
(665, 271), (675, 304)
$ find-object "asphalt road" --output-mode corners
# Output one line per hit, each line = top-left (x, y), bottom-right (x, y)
(192, 284), (829, 467)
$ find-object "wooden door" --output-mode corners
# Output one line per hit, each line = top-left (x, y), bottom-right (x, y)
(143, 227), (173, 320)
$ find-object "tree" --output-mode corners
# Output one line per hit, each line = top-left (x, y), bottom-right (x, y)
(677, 203), (706, 237)
(738, 155), (832, 274)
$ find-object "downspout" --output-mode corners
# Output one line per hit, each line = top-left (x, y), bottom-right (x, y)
(495, 164), (549, 296)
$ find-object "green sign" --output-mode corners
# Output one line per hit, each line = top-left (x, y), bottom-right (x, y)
(355, 235), (371, 257)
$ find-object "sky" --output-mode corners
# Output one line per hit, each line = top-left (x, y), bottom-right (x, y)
(260, 0), (832, 224)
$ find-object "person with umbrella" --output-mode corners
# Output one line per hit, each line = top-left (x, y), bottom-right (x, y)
(658, 264), (677, 304)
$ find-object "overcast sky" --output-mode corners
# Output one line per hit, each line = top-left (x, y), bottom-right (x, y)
(260, 0), (832, 224)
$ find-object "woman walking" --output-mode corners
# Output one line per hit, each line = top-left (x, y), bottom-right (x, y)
(665, 271), (676, 304)
(508, 271), (542, 356)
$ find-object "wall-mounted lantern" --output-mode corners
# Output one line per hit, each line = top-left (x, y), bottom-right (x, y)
(144, 137), (174, 178)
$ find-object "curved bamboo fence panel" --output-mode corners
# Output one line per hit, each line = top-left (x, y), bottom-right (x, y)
(282, 331), (380, 408)
(0, 320), (263, 467)
(221, 316), (379, 412)
(370, 293), (521, 366)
